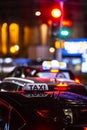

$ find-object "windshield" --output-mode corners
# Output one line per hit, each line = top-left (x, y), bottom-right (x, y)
(37, 72), (71, 79)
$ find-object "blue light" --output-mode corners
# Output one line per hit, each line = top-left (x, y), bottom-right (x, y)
(4, 58), (13, 63)
(0, 58), (3, 64)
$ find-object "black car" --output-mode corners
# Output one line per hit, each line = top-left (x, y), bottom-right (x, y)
(2, 77), (87, 96)
(0, 89), (87, 130)
(0, 78), (87, 130)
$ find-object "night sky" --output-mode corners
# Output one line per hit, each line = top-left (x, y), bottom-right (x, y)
(0, 0), (87, 26)
(0, 0), (54, 24)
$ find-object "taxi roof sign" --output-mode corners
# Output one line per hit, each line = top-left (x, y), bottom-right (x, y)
(23, 83), (48, 91)
(42, 60), (59, 70)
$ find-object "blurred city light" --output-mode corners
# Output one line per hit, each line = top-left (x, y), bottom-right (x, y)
(62, 20), (72, 26)
(59, 28), (70, 38)
(1, 23), (8, 54)
(51, 60), (59, 68)
(10, 45), (20, 54)
(4, 57), (13, 63)
(9, 23), (19, 44)
(49, 47), (55, 53)
(47, 20), (53, 26)
(51, 8), (62, 18)
(55, 40), (60, 48)
(40, 24), (48, 45)
(35, 11), (41, 16)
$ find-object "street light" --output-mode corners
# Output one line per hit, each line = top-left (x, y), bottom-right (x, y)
(55, 1), (64, 61)
(51, 8), (62, 19)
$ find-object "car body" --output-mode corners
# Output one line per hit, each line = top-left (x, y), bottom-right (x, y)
(0, 88), (87, 130)
(5, 65), (79, 82)
(1, 76), (87, 96)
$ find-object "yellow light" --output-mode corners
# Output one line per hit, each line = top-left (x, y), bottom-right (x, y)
(1, 23), (8, 54)
(9, 23), (19, 44)
(49, 47), (55, 53)
(84, 127), (87, 130)
(40, 24), (48, 45)
(56, 83), (68, 87)
(10, 45), (19, 54)
(74, 78), (80, 84)
(10, 46), (16, 54)
(50, 69), (59, 73)
(55, 40), (60, 48)
(14, 45), (20, 51)
(61, 40), (65, 48)
(51, 8), (62, 18)
(24, 26), (31, 45)
(35, 11), (41, 16)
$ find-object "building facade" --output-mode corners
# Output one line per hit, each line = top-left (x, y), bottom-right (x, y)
(0, 0), (87, 57)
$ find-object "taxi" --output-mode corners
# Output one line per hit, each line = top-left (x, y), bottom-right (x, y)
(1, 76), (87, 96)
(5, 60), (80, 84)
(35, 68), (80, 83)
(0, 82), (87, 130)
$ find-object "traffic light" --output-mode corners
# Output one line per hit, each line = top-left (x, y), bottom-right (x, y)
(50, 4), (62, 22)
(59, 27), (70, 38)
(62, 20), (72, 27)
(50, 4), (62, 37)
(47, 19), (53, 26)
(51, 8), (62, 18)
(59, 20), (73, 39)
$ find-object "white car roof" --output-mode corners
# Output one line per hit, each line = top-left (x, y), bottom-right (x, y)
(3, 77), (34, 85)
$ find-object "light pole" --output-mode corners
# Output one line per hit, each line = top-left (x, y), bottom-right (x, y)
(55, 1), (64, 61)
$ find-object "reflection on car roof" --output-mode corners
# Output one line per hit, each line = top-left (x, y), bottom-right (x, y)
(3, 77), (34, 84)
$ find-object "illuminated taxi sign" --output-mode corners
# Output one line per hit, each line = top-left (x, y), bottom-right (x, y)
(23, 83), (48, 91)
(56, 83), (68, 87)
(42, 61), (51, 70)
(50, 69), (59, 73)
(55, 83), (68, 91)
(42, 60), (59, 70)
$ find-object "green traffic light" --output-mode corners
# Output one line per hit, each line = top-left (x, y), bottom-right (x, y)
(59, 28), (70, 38)
(60, 30), (69, 36)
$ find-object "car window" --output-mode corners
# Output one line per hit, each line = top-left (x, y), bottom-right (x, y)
(56, 72), (70, 79)
(14, 68), (22, 77)
(36, 71), (71, 79)
(0, 82), (19, 91)
(36, 72), (57, 78)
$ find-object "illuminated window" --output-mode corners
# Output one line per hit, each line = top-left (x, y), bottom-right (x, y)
(24, 26), (39, 45)
(24, 26), (30, 45)
(1, 23), (8, 54)
(9, 23), (19, 45)
(40, 24), (48, 45)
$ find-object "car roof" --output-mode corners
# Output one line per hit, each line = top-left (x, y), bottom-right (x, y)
(3, 77), (34, 84)
(3, 76), (82, 85)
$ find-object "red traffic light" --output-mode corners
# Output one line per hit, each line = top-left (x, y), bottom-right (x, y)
(51, 8), (62, 18)
(47, 19), (53, 26)
(62, 20), (72, 26)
